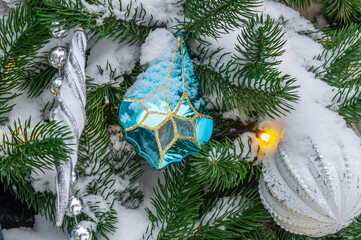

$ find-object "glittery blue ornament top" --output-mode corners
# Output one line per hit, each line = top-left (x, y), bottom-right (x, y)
(119, 32), (213, 170)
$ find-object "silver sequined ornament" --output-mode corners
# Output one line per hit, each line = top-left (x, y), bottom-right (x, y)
(65, 195), (83, 217)
(54, 28), (87, 226)
(49, 46), (67, 68)
(50, 21), (69, 39)
(70, 169), (78, 187)
(69, 224), (92, 240)
(50, 75), (64, 95)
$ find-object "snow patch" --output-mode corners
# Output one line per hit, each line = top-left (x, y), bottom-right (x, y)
(2, 215), (67, 239)
(87, 38), (140, 85)
(140, 28), (176, 66)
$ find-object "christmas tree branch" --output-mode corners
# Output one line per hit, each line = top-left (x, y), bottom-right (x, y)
(232, 15), (286, 69)
(145, 161), (204, 240)
(146, 155), (267, 239)
(226, 15), (299, 118)
(279, 0), (317, 9)
(190, 139), (260, 192)
(187, 188), (268, 240)
(323, 0), (361, 25)
(1, 118), (73, 185)
(0, 1), (54, 123)
(195, 65), (298, 118)
(194, 15), (299, 118)
(181, 0), (260, 43)
(38, 0), (161, 45)
(315, 24), (361, 124)
(0, 118), (72, 223)
(338, 102), (361, 125)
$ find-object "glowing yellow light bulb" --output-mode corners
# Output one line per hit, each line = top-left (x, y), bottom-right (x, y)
(261, 132), (270, 142)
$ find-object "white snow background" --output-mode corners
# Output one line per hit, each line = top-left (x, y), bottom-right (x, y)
(3, 0), (361, 239)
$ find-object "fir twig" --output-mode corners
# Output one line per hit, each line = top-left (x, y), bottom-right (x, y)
(180, 0), (260, 43)
(279, 0), (317, 9)
(38, 0), (161, 45)
(314, 24), (361, 124)
(190, 139), (260, 192)
(323, 0), (361, 25)
(0, 118), (72, 221)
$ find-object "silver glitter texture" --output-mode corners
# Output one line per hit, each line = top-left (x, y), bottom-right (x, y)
(77, 33), (85, 57)
(54, 28), (87, 226)
(58, 92), (80, 142)
(69, 50), (86, 94)
(65, 68), (86, 120)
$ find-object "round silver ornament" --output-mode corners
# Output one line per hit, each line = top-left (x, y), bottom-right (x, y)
(69, 224), (92, 240)
(50, 21), (69, 39)
(48, 46), (67, 68)
(259, 137), (361, 237)
(49, 107), (59, 121)
(65, 195), (83, 217)
(70, 169), (78, 187)
(50, 75), (64, 95)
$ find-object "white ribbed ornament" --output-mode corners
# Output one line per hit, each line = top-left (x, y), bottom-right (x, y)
(259, 136), (361, 237)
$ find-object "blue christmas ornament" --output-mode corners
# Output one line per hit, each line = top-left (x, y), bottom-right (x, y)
(119, 32), (213, 170)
